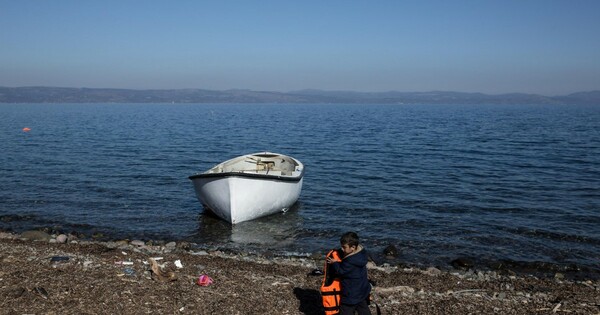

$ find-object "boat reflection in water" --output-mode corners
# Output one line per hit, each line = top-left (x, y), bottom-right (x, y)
(192, 202), (303, 250)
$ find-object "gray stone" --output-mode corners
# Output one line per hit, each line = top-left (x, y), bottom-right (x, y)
(425, 267), (442, 276)
(21, 230), (51, 241)
(56, 234), (68, 243)
(130, 240), (145, 247)
(67, 233), (79, 242)
(165, 241), (177, 248)
(176, 241), (191, 250)
(554, 272), (565, 280)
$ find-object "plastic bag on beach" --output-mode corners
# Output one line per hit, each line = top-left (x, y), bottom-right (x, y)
(197, 274), (213, 286)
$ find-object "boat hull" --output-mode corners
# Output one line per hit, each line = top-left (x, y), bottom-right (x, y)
(189, 152), (304, 224)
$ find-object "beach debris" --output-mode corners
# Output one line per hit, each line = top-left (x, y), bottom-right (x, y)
(197, 274), (213, 286)
(123, 268), (136, 276)
(50, 256), (70, 262)
(174, 259), (183, 269)
(115, 261), (134, 266)
(149, 258), (177, 282)
(33, 287), (48, 299)
(22, 127), (31, 132)
(308, 269), (323, 276)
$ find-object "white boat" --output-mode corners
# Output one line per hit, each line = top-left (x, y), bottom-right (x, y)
(189, 152), (304, 224)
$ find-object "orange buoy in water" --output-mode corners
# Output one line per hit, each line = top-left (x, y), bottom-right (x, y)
(22, 127), (31, 132)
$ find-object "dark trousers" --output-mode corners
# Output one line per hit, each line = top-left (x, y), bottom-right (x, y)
(339, 299), (371, 315)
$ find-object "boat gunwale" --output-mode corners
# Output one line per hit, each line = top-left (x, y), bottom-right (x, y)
(188, 168), (305, 182)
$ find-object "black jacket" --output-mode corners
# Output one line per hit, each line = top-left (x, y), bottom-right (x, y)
(330, 245), (371, 305)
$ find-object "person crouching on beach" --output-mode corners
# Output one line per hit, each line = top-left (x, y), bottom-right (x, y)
(326, 232), (372, 315)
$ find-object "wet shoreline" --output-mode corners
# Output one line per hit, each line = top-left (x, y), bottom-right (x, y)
(3, 225), (600, 282)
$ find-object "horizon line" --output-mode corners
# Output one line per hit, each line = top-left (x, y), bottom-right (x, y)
(2, 85), (599, 98)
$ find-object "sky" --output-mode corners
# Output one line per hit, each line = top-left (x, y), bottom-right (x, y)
(1, 1), (599, 95)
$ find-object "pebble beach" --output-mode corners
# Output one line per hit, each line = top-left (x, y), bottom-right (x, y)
(1, 231), (598, 314)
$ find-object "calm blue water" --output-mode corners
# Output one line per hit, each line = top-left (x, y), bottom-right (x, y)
(1, 103), (599, 276)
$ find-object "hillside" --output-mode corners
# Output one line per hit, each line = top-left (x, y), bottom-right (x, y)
(0, 86), (598, 105)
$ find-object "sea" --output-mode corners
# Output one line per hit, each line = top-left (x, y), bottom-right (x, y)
(1, 103), (599, 278)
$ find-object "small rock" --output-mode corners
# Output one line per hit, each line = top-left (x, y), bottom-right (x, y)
(555, 272), (565, 280)
(176, 241), (191, 250)
(477, 271), (486, 281)
(165, 241), (177, 249)
(425, 267), (442, 276)
(21, 230), (51, 241)
(377, 286), (415, 294)
(0, 232), (16, 239)
(7, 287), (26, 298)
(195, 264), (206, 272)
(262, 251), (274, 259)
(67, 233), (79, 242)
(309, 252), (322, 260)
(383, 244), (399, 257)
(451, 258), (474, 270)
(92, 232), (104, 239)
(130, 240), (145, 247)
(56, 234), (68, 243)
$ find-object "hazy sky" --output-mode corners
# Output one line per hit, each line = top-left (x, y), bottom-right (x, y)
(1, 1), (599, 95)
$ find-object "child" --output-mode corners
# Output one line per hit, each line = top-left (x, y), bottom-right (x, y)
(326, 232), (372, 315)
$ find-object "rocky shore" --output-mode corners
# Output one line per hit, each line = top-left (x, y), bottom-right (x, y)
(1, 231), (598, 314)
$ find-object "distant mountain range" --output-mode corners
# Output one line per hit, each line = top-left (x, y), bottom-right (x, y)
(0, 86), (599, 105)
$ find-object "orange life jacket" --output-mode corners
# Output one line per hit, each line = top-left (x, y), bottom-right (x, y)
(320, 249), (342, 315)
